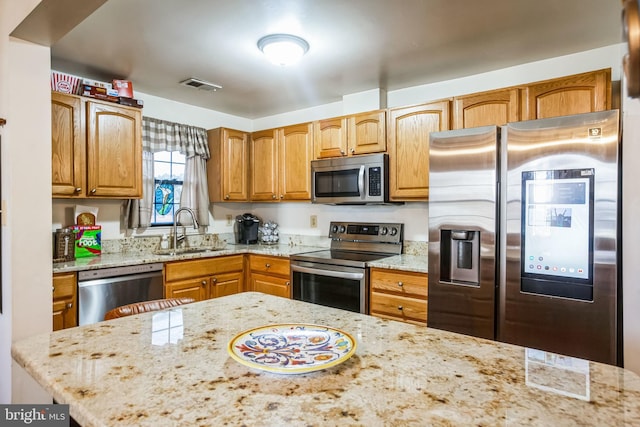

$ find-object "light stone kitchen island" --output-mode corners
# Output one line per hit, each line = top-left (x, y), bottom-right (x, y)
(12, 292), (640, 426)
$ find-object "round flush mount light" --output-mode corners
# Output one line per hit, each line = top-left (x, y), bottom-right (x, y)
(257, 34), (309, 66)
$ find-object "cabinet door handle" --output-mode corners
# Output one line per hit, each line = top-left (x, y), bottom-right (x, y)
(350, 148), (355, 154)
(397, 281), (404, 287)
(212, 277), (217, 283)
(340, 150), (346, 155)
(224, 194), (230, 200)
(397, 305), (404, 311)
(286, 281), (290, 286)
(74, 187), (82, 193)
(280, 194), (284, 199)
(271, 194), (277, 199)
(52, 286), (55, 292)
(201, 280), (207, 286)
(66, 303), (73, 309)
(90, 188), (97, 194)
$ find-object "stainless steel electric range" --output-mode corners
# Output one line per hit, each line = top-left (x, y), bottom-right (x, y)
(290, 221), (404, 313)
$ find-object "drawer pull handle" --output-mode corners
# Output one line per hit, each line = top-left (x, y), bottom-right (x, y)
(265, 263), (271, 268)
(397, 282), (403, 287)
(397, 305), (404, 311)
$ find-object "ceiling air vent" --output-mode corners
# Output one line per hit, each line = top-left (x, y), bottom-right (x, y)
(179, 78), (222, 92)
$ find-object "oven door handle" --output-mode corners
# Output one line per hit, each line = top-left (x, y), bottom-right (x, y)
(291, 264), (364, 280)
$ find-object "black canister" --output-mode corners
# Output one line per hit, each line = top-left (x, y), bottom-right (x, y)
(54, 228), (75, 262)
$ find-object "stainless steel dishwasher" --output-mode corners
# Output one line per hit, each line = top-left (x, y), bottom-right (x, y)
(77, 263), (164, 325)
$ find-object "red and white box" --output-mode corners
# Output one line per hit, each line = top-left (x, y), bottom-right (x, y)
(51, 71), (81, 94)
(112, 79), (134, 98)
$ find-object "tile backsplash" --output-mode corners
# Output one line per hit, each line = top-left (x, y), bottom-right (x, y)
(101, 233), (427, 256)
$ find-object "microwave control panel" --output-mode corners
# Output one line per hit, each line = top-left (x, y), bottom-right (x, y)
(368, 166), (382, 196)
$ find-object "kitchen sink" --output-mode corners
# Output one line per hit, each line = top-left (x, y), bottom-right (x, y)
(153, 246), (226, 256)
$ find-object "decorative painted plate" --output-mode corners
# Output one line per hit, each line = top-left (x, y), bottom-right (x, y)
(227, 324), (357, 374)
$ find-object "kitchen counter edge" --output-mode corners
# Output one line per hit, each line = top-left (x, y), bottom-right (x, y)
(53, 246), (428, 274)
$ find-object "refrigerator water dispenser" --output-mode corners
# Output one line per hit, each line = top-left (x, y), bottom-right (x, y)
(440, 230), (480, 286)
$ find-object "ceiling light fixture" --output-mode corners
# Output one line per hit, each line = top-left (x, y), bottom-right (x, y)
(257, 34), (309, 66)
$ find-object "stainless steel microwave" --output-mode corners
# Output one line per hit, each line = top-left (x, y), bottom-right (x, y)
(311, 153), (392, 204)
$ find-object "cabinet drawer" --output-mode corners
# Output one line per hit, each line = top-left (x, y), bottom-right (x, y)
(249, 255), (290, 277)
(251, 273), (291, 299)
(53, 272), (76, 299)
(165, 276), (209, 301)
(370, 268), (428, 298)
(165, 255), (244, 281)
(370, 292), (427, 324)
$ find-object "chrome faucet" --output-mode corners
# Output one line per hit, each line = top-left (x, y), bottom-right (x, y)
(172, 207), (199, 254)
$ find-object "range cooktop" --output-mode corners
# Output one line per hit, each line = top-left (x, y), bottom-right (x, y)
(291, 221), (404, 268)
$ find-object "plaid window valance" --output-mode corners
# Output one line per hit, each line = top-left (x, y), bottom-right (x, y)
(142, 116), (210, 159)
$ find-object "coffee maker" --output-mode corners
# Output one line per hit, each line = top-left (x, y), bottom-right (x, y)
(234, 213), (260, 244)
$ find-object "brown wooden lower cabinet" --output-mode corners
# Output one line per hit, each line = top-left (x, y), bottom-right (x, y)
(53, 272), (77, 331)
(369, 267), (428, 326)
(164, 255), (244, 301)
(248, 255), (291, 298)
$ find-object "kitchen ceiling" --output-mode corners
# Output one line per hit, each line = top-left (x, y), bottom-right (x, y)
(50, 0), (623, 119)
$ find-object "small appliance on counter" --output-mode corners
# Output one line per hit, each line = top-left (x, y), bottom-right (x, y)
(234, 213), (260, 244)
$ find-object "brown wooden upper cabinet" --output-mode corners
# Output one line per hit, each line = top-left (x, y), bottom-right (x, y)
(207, 127), (250, 202)
(388, 100), (450, 201)
(52, 92), (142, 198)
(521, 68), (611, 120)
(314, 110), (386, 159)
(250, 123), (313, 201)
(452, 88), (520, 129)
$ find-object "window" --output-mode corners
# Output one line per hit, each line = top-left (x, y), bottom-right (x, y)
(152, 151), (185, 226)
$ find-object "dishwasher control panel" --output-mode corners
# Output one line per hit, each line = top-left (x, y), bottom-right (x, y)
(78, 262), (164, 281)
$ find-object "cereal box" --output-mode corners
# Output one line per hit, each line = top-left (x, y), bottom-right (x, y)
(112, 79), (134, 98)
(71, 225), (102, 258)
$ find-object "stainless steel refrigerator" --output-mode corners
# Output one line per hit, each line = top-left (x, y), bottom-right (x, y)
(428, 110), (621, 366)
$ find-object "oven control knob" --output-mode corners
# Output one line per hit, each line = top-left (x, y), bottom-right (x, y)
(331, 225), (339, 233)
(390, 227), (398, 236)
(380, 227), (388, 235)
(339, 225), (346, 233)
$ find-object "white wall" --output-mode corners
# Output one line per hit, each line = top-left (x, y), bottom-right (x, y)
(622, 77), (640, 375)
(1, 0), (53, 403)
(388, 44), (624, 108)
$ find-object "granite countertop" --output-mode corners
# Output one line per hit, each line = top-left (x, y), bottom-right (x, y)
(52, 243), (327, 273)
(367, 254), (428, 273)
(12, 292), (640, 426)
